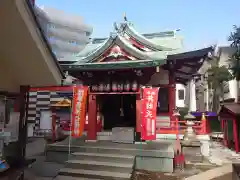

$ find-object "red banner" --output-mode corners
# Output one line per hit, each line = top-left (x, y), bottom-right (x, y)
(141, 87), (159, 140)
(71, 86), (88, 137)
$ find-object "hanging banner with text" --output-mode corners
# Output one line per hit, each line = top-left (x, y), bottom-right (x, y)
(71, 86), (88, 137)
(141, 87), (159, 140)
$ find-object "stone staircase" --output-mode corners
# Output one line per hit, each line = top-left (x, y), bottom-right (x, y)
(47, 140), (175, 179)
(55, 149), (135, 179)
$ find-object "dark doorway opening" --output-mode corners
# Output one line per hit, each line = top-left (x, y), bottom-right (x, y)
(101, 94), (136, 130)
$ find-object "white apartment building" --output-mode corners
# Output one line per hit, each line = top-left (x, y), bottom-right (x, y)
(34, 6), (93, 59)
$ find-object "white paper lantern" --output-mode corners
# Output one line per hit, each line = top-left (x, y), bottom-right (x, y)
(132, 80), (138, 91)
(104, 83), (111, 92)
(99, 83), (104, 92)
(92, 85), (98, 92)
(124, 81), (130, 91)
(117, 83), (123, 92)
(112, 82), (117, 92)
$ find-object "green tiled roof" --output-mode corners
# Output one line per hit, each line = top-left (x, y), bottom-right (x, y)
(149, 35), (184, 50)
(75, 42), (104, 57)
(125, 24), (176, 51)
(59, 19), (212, 73)
(62, 59), (166, 70)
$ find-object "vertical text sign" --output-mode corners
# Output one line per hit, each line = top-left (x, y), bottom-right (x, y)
(141, 87), (159, 140)
(71, 86), (88, 137)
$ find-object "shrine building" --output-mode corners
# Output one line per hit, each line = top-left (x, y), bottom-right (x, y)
(28, 17), (213, 141)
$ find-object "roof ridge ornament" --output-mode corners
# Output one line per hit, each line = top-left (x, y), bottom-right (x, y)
(123, 12), (127, 22)
(110, 32), (117, 39)
(123, 12), (134, 27)
(113, 22), (119, 31)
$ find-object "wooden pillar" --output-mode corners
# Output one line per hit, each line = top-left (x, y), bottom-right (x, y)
(51, 108), (56, 143)
(135, 94), (142, 141)
(233, 119), (239, 153)
(169, 66), (176, 127)
(17, 85), (30, 167)
(87, 95), (97, 141)
(223, 120), (227, 146)
(221, 119), (224, 132)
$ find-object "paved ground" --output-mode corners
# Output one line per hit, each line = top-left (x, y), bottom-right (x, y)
(184, 141), (240, 180)
(24, 138), (64, 180)
(208, 141), (240, 165)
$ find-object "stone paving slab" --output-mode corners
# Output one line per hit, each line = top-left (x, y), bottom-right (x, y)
(184, 164), (232, 180)
(208, 142), (240, 165)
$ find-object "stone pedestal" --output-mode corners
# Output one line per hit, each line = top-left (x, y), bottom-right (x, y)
(181, 141), (203, 163)
(112, 127), (134, 144)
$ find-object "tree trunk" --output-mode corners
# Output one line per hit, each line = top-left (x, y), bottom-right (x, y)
(221, 85), (225, 105)
(212, 89), (220, 112)
(235, 80), (239, 103)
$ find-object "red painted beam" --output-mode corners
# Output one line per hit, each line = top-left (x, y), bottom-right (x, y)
(30, 86), (73, 92)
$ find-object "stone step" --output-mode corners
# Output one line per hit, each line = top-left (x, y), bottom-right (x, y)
(58, 168), (131, 180)
(72, 152), (135, 163)
(50, 145), (170, 157)
(65, 160), (133, 173)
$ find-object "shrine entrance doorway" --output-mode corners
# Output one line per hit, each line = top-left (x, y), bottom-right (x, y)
(100, 94), (136, 130)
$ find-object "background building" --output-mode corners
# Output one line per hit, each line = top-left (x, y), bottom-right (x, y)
(194, 46), (238, 111)
(34, 6), (93, 59)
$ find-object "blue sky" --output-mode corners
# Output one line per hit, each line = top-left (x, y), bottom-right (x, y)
(36, 0), (240, 50)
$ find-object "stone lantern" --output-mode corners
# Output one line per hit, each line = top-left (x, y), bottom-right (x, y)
(182, 112), (203, 163)
(183, 112), (197, 142)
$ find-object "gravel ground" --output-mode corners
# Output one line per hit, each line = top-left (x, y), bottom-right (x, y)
(132, 169), (182, 180)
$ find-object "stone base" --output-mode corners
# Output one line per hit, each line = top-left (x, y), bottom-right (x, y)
(112, 127), (134, 144)
(181, 140), (203, 163)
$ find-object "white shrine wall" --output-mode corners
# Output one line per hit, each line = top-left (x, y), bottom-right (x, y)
(149, 68), (186, 108)
(176, 84), (186, 108)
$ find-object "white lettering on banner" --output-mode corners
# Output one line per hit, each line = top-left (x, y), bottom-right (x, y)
(145, 110), (153, 118)
(146, 102), (153, 110)
(144, 89), (158, 138)
(147, 118), (151, 136)
(152, 119), (155, 135)
(146, 91), (155, 102)
(74, 89), (84, 135)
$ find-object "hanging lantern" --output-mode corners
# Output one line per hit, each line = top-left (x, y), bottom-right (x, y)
(124, 81), (130, 91)
(117, 82), (123, 92)
(104, 82), (111, 92)
(92, 85), (98, 92)
(112, 81), (117, 92)
(132, 80), (138, 91)
(99, 82), (104, 92)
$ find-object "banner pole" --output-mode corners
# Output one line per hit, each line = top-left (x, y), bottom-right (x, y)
(140, 87), (143, 161)
(68, 85), (75, 159)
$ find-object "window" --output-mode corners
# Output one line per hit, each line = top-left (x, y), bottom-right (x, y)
(72, 52), (78, 56)
(48, 36), (56, 42)
(157, 88), (169, 113)
(47, 23), (56, 29)
(86, 32), (91, 36)
(69, 40), (78, 45)
(178, 89), (185, 100)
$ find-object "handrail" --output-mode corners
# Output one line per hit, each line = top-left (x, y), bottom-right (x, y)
(157, 119), (205, 134)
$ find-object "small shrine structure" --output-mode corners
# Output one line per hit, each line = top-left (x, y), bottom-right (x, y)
(219, 103), (240, 153)
(57, 16), (213, 141)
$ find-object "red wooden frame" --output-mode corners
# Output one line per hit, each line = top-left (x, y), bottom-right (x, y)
(220, 113), (239, 153)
